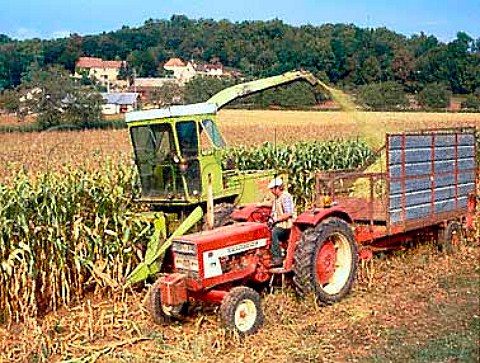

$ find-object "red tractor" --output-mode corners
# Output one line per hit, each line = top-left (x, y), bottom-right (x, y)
(148, 128), (477, 336)
(150, 203), (358, 336)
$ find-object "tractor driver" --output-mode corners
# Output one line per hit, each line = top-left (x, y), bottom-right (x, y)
(258, 177), (296, 267)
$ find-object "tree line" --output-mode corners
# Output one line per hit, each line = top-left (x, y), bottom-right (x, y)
(1, 15), (480, 122)
(1, 15), (479, 95)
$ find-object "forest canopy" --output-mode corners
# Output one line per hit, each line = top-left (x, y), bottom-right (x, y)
(1, 15), (479, 95)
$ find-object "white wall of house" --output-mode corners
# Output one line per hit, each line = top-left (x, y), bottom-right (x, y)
(102, 104), (120, 115)
(101, 103), (136, 115)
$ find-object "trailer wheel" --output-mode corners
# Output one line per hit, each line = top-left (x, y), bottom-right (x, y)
(220, 287), (264, 336)
(438, 221), (465, 254)
(149, 278), (188, 324)
(293, 218), (358, 305)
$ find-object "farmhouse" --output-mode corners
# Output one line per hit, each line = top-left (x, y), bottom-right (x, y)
(75, 57), (127, 87)
(101, 92), (139, 114)
(163, 57), (238, 85)
(163, 58), (196, 85)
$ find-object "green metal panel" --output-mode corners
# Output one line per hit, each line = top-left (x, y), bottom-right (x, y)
(229, 170), (288, 204)
(125, 206), (204, 285)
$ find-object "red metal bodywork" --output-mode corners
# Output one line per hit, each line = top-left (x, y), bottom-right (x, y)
(174, 222), (271, 291)
(159, 128), (477, 307)
(230, 204), (271, 223)
(159, 273), (188, 306)
(294, 206), (353, 227)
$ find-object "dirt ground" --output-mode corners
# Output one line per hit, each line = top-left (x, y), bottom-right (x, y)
(1, 236), (478, 363)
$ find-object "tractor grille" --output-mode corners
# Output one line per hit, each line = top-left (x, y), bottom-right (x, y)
(172, 240), (200, 279)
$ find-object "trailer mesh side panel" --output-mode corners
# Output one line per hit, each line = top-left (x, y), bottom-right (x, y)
(388, 130), (476, 226)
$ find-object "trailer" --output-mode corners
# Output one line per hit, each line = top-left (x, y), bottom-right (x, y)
(314, 127), (478, 254)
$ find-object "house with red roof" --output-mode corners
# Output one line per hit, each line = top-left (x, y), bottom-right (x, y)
(75, 57), (127, 87)
(163, 57), (196, 85)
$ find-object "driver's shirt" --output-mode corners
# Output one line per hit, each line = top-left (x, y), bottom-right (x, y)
(272, 191), (296, 229)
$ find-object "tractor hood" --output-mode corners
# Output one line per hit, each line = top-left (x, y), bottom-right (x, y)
(172, 222), (270, 281)
(173, 222), (269, 250)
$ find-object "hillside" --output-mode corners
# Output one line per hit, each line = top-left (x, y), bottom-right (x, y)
(1, 16), (479, 96)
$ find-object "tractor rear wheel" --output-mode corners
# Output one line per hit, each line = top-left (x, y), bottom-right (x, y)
(438, 220), (465, 254)
(293, 218), (358, 305)
(220, 287), (264, 336)
(149, 278), (188, 324)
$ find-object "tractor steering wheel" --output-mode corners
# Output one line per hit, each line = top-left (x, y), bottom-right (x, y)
(251, 208), (269, 223)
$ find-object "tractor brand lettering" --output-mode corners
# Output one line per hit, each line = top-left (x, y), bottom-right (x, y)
(225, 239), (265, 255)
(202, 238), (268, 279)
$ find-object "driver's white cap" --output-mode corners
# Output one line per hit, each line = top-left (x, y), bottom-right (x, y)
(268, 177), (283, 189)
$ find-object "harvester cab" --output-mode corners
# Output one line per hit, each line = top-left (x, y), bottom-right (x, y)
(126, 103), (229, 206)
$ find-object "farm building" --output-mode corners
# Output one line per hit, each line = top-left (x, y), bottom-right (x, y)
(75, 57), (128, 88)
(162, 57), (240, 85)
(101, 93), (139, 114)
(132, 77), (176, 100)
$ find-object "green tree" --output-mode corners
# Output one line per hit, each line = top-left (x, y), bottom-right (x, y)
(153, 82), (183, 106)
(184, 76), (235, 103)
(0, 89), (20, 115)
(357, 82), (408, 110)
(239, 82), (317, 109)
(0, 17), (479, 95)
(117, 61), (134, 84)
(20, 64), (102, 129)
(417, 82), (451, 110)
(461, 94), (480, 111)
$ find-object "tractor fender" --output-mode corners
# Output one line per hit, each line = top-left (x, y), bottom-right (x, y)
(230, 203), (270, 223)
(294, 206), (353, 229)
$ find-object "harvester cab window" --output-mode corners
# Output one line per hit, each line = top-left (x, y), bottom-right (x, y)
(130, 124), (180, 197)
(201, 119), (226, 148)
(131, 124), (174, 162)
(176, 121), (198, 157)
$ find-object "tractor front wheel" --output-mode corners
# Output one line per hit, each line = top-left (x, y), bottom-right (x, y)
(220, 287), (264, 336)
(149, 278), (188, 324)
(293, 218), (358, 305)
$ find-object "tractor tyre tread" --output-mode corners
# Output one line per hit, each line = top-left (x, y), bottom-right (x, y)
(203, 203), (235, 230)
(438, 220), (465, 255)
(148, 278), (170, 325)
(220, 286), (264, 337)
(293, 218), (358, 306)
(213, 203), (236, 228)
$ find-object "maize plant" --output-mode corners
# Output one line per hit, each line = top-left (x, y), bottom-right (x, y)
(222, 139), (375, 206)
(0, 160), (150, 322)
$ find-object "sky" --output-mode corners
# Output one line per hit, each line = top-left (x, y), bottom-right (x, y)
(1, 0), (479, 43)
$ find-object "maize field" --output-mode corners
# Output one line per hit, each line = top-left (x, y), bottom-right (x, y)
(0, 162), (152, 322)
(0, 136), (375, 320)
(0, 110), (479, 322)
